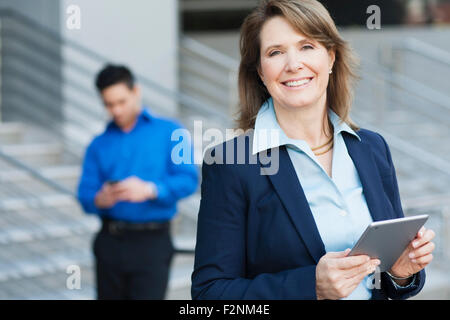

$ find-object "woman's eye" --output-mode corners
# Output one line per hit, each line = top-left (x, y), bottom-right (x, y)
(269, 50), (281, 57)
(302, 45), (314, 50)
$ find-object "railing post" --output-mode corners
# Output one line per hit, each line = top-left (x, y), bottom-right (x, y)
(377, 43), (394, 124)
(0, 17), (3, 123)
(442, 206), (450, 264)
(228, 69), (238, 120)
(389, 44), (398, 116)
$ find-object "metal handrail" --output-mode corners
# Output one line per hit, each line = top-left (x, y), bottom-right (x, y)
(394, 37), (450, 68)
(180, 36), (240, 115)
(181, 36), (239, 70)
(353, 115), (450, 177)
(347, 57), (450, 178)
(357, 58), (450, 148)
(403, 193), (450, 211)
(0, 8), (231, 125)
(0, 149), (74, 196)
(0, 147), (196, 254)
(361, 57), (450, 117)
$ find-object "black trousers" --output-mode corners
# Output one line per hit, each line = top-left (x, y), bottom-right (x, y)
(92, 224), (174, 300)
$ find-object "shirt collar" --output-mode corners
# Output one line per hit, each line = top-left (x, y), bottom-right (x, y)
(140, 107), (153, 121)
(107, 107), (152, 131)
(252, 97), (360, 155)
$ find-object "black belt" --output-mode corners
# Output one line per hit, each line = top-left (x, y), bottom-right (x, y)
(102, 218), (170, 235)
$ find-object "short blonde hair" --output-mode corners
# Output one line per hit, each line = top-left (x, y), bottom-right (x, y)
(237, 0), (360, 131)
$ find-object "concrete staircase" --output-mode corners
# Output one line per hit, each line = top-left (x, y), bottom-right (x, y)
(0, 121), (198, 300)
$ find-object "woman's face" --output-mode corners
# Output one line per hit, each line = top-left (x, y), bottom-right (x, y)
(258, 16), (335, 113)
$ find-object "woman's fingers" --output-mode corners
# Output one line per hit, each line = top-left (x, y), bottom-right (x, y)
(411, 253), (433, 265)
(340, 263), (377, 297)
(411, 228), (435, 249)
(409, 241), (435, 260)
(417, 226), (426, 238)
(344, 259), (379, 279)
(319, 253), (379, 299)
(326, 249), (351, 259)
(333, 255), (370, 270)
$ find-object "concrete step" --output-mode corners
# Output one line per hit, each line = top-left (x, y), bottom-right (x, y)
(180, 53), (229, 87)
(0, 122), (25, 144)
(0, 265), (96, 300)
(411, 264), (450, 299)
(0, 194), (77, 211)
(0, 165), (80, 193)
(0, 191), (198, 244)
(0, 165), (80, 182)
(0, 234), (94, 282)
(354, 95), (450, 164)
(0, 214), (99, 245)
(0, 178), (70, 198)
(0, 208), (196, 249)
(166, 254), (195, 299)
(0, 191), (198, 217)
(180, 76), (229, 113)
(178, 194), (201, 221)
(0, 236), (195, 299)
(0, 143), (69, 166)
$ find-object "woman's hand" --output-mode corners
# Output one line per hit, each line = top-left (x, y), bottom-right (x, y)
(389, 226), (435, 282)
(316, 249), (380, 300)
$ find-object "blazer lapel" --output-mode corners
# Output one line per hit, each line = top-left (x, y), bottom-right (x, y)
(262, 146), (326, 264)
(260, 134), (389, 263)
(343, 132), (387, 222)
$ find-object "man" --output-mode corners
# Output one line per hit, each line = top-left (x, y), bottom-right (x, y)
(77, 64), (198, 300)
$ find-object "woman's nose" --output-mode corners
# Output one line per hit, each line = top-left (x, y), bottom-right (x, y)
(285, 50), (303, 72)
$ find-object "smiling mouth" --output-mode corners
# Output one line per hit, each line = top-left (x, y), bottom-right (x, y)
(282, 77), (313, 88)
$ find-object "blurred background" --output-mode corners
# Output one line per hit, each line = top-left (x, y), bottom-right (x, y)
(0, 0), (448, 299)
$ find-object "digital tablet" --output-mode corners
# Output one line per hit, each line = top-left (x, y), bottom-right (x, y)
(349, 214), (429, 272)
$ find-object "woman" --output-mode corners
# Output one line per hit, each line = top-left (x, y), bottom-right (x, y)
(191, 0), (435, 300)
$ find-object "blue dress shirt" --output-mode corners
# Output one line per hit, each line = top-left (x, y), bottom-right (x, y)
(77, 108), (198, 222)
(253, 98), (374, 299)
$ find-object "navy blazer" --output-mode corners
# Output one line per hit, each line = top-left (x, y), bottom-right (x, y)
(191, 128), (426, 300)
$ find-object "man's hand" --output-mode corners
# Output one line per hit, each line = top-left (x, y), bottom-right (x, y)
(316, 249), (380, 300)
(112, 176), (157, 203)
(94, 182), (119, 209)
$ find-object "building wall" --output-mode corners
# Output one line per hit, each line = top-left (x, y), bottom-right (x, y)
(60, 0), (179, 100)
(59, 0), (180, 145)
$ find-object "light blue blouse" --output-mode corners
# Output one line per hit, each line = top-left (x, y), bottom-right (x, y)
(252, 98), (374, 299)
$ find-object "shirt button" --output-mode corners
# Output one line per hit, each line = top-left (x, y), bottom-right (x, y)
(339, 210), (348, 217)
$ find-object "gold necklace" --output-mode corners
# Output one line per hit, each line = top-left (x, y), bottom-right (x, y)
(311, 135), (333, 151)
(314, 140), (334, 156)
